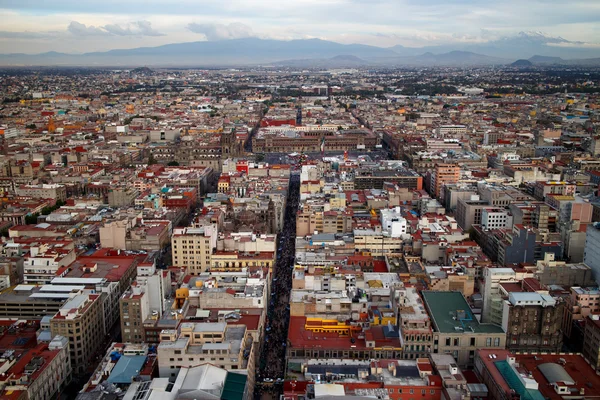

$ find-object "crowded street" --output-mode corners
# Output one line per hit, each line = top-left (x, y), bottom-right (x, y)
(255, 174), (300, 400)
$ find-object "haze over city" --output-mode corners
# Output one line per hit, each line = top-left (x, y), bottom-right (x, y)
(1, 0), (599, 54)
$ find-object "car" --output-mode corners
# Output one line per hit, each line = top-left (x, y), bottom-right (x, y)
(264, 378), (273, 383)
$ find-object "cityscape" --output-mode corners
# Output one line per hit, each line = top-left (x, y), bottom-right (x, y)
(1, 2), (600, 400)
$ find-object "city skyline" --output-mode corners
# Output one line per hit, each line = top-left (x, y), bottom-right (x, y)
(0, 0), (599, 54)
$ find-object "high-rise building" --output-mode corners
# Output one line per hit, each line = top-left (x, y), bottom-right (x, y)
(584, 223), (600, 283)
(50, 291), (105, 374)
(432, 163), (459, 199)
(171, 225), (218, 275)
(502, 292), (564, 353)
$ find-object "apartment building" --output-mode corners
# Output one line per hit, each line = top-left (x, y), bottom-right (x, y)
(422, 291), (506, 367)
(120, 285), (150, 343)
(171, 224), (218, 274)
(455, 197), (488, 231)
(502, 292), (564, 352)
(564, 287), (600, 339)
(0, 336), (71, 400)
(391, 285), (432, 360)
(50, 291), (105, 374)
(15, 184), (67, 202)
(107, 187), (140, 207)
(583, 313), (600, 372)
(585, 223), (600, 283)
(432, 163), (459, 199)
(22, 243), (76, 284)
(157, 321), (256, 388)
(481, 268), (519, 324)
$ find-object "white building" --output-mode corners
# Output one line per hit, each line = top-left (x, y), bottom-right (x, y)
(380, 207), (408, 238)
(481, 208), (513, 230)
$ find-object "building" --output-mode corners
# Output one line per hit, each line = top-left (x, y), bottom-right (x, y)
(421, 291), (506, 367)
(50, 291), (105, 374)
(120, 285), (150, 343)
(171, 225), (218, 274)
(15, 184), (67, 202)
(564, 287), (600, 339)
(107, 187), (140, 207)
(502, 292), (564, 352)
(455, 197), (488, 231)
(432, 164), (459, 199)
(481, 268), (518, 325)
(156, 321), (256, 393)
(475, 349), (600, 400)
(583, 313), (600, 373)
(584, 223), (600, 283)
(0, 335), (71, 400)
(391, 285), (432, 360)
(481, 208), (513, 230)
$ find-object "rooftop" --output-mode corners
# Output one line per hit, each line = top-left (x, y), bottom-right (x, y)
(422, 291), (504, 334)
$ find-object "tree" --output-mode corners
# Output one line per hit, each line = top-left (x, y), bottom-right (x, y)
(148, 153), (157, 165)
(255, 154), (265, 162)
(25, 214), (39, 225)
(26, 123), (37, 129)
(167, 161), (180, 166)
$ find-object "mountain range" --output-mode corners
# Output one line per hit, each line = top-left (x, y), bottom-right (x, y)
(1, 31), (600, 67)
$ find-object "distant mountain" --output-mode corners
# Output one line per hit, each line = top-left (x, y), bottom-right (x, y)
(412, 51), (507, 66)
(0, 38), (397, 67)
(528, 55), (565, 64)
(389, 32), (600, 61)
(511, 59), (534, 67)
(1, 33), (600, 67)
(273, 54), (369, 67)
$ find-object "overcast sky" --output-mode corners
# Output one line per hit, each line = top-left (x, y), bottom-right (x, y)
(0, 0), (599, 53)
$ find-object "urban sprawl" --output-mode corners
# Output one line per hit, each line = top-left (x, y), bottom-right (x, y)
(0, 66), (599, 400)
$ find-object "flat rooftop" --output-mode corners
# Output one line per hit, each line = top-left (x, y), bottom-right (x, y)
(422, 291), (504, 334)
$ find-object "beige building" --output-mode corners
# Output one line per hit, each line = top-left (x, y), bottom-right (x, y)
(171, 225), (218, 274)
(296, 209), (353, 237)
(422, 291), (506, 367)
(157, 321), (257, 389)
(15, 184), (67, 202)
(107, 187), (140, 207)
(100, 216), (171, 251)
(50, 291), (105, 374)
(120, 285), (150, 343)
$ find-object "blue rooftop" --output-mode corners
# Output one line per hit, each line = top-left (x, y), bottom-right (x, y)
(106, 355), (146, 384)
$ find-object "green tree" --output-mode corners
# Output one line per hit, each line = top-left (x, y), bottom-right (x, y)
(167, 161), (180, 166)
(25, 214), (39, 225)
(148, 153), (157, 165)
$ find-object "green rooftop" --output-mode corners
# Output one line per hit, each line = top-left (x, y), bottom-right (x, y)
(495, 360), (545, 400)
(221, 372), (247, 400)
(421, 291), (505, 334)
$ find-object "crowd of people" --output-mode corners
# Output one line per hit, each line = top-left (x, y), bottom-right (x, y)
(255, 174), (300, 399)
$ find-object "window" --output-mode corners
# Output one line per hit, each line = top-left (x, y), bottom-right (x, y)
(389, 389), (394, 393)
(470, 338), (476, 346)
(494, 338), (500, 347)
(486, 338), (492, 347)
(445, 338), (451, 346)
(410, 389), (414, 394)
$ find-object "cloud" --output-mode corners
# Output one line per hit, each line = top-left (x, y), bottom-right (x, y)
(68, 21), (109, 36)
(186, 22), (255, 40)
(134, 20), (165, 37)
(104, 21), (165, 36)
(547, 41), (600, 49)
(68, 20), (165, 37)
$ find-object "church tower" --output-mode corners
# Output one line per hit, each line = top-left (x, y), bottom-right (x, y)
(220, 128), (236, 158)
